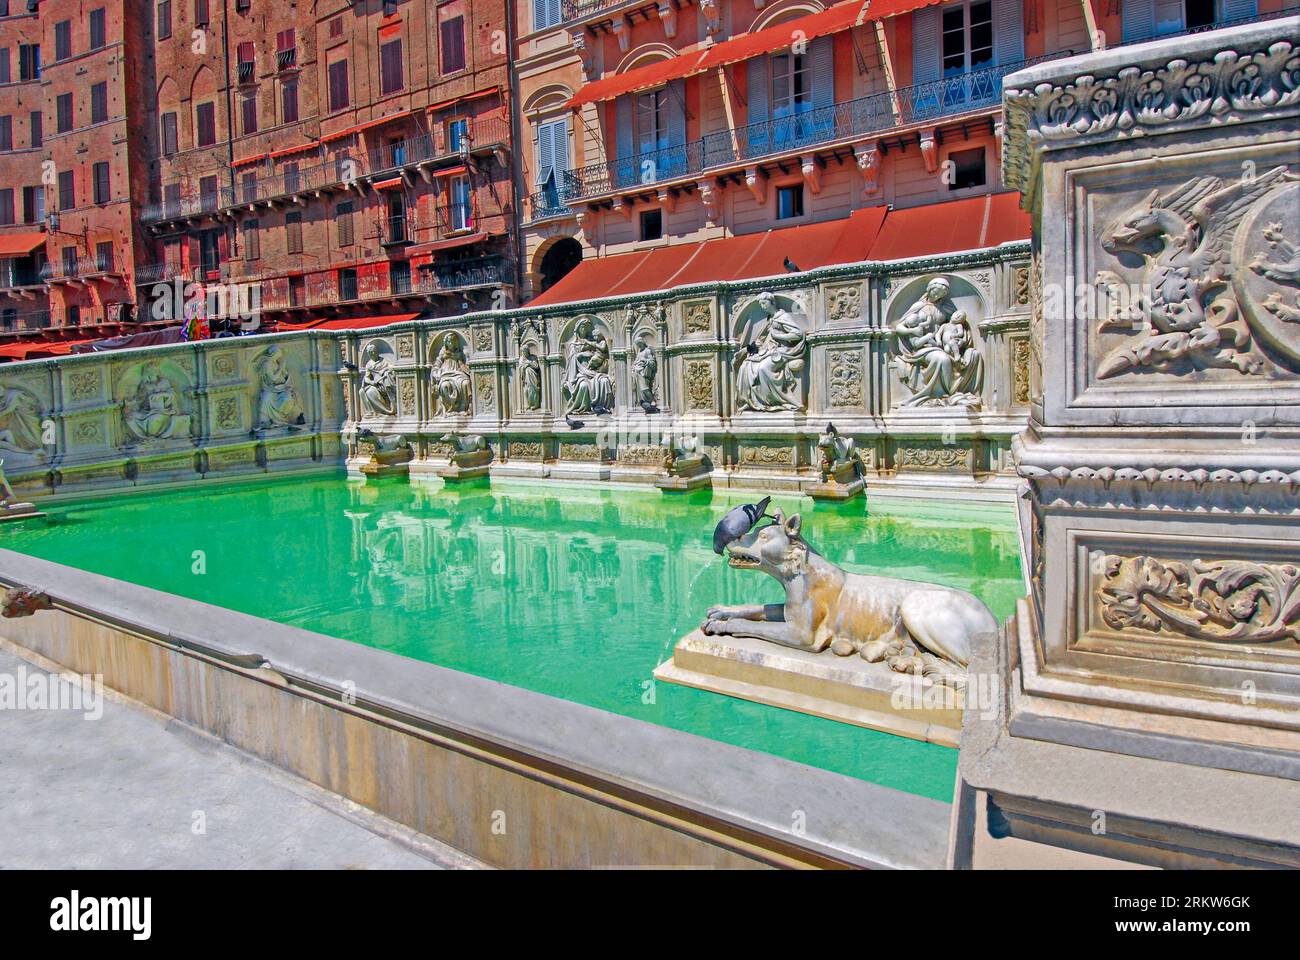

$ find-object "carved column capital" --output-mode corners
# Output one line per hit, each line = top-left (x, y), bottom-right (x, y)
(657, 1), (678, 38)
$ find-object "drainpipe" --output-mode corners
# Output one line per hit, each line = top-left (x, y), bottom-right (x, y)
(506, 4), (524, 307)
(221, 0), (238, 255)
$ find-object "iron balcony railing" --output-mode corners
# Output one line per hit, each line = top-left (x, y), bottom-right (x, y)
(382, 211), (413, 246)
(527, 175), (576, 222)
(0, 308), (52, 332)
(1115, 6), (1300, 47)
(560, 0), (629, 23)
(563, 54), (1070, 202)
(419, 255), (511, 294)
(142, 115), (511, 223)
(276, 47), (297, 70)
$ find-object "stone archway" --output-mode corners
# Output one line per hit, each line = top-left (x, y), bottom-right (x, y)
(537, 238), (583, 294)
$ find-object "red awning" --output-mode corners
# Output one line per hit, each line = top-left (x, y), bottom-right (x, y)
(0, 337), (97, 360)
(567, 0), (941, 108)
(275, 312), (421, 332)
(372, 177), (405, 190)
(406, 231), (489, 255)
(528, 193), (1028, 307)
(0, 232), (47, 257)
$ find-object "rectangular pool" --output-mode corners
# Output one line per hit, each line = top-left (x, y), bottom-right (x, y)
(0, 474), (1023, 802)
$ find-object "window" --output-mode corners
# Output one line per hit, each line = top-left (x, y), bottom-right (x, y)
(56, 93), (72, 133)
(241, 171), (258, 203)
(160, 112), (177, 155)
(67, 305), (81, 326)
(285, 210), (302, 254)
(89, 8), (107, 49)
(54, 21), (71, 61)
(0, 48), (9, 84)
(91, 82), (108, 124)
(770, 49), (811, 118)
(390, 259), (410, 294)
(329, 17), (343, 38)
(57, 169), (74, 209)
(289, 275), (305, 306)
(947, 146), (986, 190)
(18, 44), (39, 81)
(439, 9), (465, 74)
(198, 228), (221, 273)
(95, 241), (114, 273)
(195, 101), (216, 146)
(384, 192), (406, 243)
(447, 117), (469, 153)
(941, 1), (993, 78)
(0, 189), (13, 225)
(328, 59), (349, 111)
(199, 174), (218, 210)
(164, 182), (181, 217)
(639, 209), (662, 242)
(242, 219), (260, 260)
(22, 185), (41, 223)
(635, 89), (669, 157)
(380, 38), (403, 95)
(235, 0), (249, 11)
(240, 92), (257, 134)
(776, 183), (804, 219)
(338, 267), (357, 301)
(283, 161), (300, 194)
(534, 0), (561, 30)
(446, 174), (471, 231)
(281, 80), (298, 123)
(92, 161), (110, 204)
(157, 1), (172, 40)
(276, 30), (297, 69)
(237, 41), (254, 81)
(194, 0), (208, 26)
(29, 111), (41, 148)
(62, 246), (77, 277)
(335, 200), (353, 246)
(0, 116), (10, 152)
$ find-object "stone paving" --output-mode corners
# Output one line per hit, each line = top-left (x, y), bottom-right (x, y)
(0, 648), (480, 870)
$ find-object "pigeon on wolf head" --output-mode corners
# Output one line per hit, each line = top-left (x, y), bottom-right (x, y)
(712, 497), (772, 555)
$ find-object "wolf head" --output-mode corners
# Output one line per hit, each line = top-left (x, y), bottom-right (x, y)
(725, 508), (810, 582)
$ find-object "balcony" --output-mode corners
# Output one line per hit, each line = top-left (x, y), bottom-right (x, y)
(143, 115), (512, 226)
(381, 211), (414, 247)
(276, 48), (297, 71)
(419, 255), (511, 294)
(527, 176), (576, 223)
(560, 0), (641, 26)
(0, 308), (52, 333)
(562, 55), (1068, 203)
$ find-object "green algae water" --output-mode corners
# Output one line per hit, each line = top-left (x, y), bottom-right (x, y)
(0, 474), (1023, 801)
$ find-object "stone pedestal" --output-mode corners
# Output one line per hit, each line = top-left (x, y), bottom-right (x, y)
(953, 20), (1300, 869)
(655, 630), (963, 747)
(354, 447), (413, 479)
(805, 461), (865, 502)
(435, 448), (492, 483)
(654, 453), (712, 492)
(0, 502), (44, 522)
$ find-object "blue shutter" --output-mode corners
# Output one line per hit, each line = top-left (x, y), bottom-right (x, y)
(615, 95), (634, 188)
(665, 78), (687, 178)
(1219, 0), (1257, 20)
(808, 35), (835, 143)
(536, 121), (555, 184)
(911, 5), (941, 120)
(1122, 0), (1156, 42)
(746, 55), (770, 157)
(992, 0), (1024, 66)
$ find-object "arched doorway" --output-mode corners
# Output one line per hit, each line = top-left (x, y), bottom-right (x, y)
(538, 238), (582, 294)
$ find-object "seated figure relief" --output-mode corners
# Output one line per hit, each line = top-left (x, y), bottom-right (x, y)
(561, 318), (614, 415)
(123, 363), (189, 443)
(433, 335), (473, 415)
(734, 292), (807, 413)
(359, 341), (396, 419)
(0, 386), (44, 452)
(254, 346), (306, 429)
(891, 277), (984, 409)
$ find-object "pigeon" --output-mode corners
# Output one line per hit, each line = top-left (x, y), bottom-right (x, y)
(592, 404), (612, 416)
(784, 257), (801, 273)
(640, 401), (659, 415)
(825, 421), (838, 436)
(712, 496), (772, 555)
(341, 360), (358, 372)
(564, 414), (585, 430)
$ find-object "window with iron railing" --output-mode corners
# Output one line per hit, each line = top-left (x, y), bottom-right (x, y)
(338, 267), (357, 301)
(390, 260), (411, 295)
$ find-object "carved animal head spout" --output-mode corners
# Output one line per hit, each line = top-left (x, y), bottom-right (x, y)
(724, 509), (810, 582)
(1101, 188), (1177, 255)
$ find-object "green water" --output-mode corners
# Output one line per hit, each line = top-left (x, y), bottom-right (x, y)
(0, 474), (1024, 801)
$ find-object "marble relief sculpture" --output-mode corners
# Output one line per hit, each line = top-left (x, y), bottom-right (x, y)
(892, 277), (983, 408)
(631, 334), (657, 408)
(0, 386), (44, 452)
(703, 508), (994, 685)
(562, 318), (614, 415)
(734, 292), (807, 412)
(123, 363), (189, 443)
(359, 341), (396, 418)
(253, 346), (306, 429)
(520, 345), (542, 411)
(1094, 166), (1300, 378)
(433, 335), (472, 415)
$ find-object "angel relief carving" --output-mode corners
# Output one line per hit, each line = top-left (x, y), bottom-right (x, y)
(1092, 165), (1300, 379)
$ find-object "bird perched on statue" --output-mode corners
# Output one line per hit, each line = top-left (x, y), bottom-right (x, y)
(784, 257), (800, 273)
(565, 414), (585, 430)
(341, 360), (358, 372)
(713, 497), (772, 555)
(640, 401), (659, 415)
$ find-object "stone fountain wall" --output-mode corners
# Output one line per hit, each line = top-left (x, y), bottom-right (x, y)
(0, 242), (1032, 500)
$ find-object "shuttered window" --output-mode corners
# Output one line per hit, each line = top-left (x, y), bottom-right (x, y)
(58, 169), (74, 210)
(535, 118), (568, 185)
(285, 211), (302, 254)
(91, 82), (109, 124)
(196, 101), (216, 146)
(328, 59), (349, 111)
(0, 116), (10, 152)
(282, 80), (298, 123)
(160, 112), (177, 155)
(92, 161), (110, 204)
(335, 201), (354, 246)
(29, 111), (41, 148)
(90, 9), (107, 50)
(243, 219), (260, 260)
(380, 38), (404, 94)
(534, 0), (561, 30)
(439, 12), (465, 73)
(56, 93), (72, 133)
